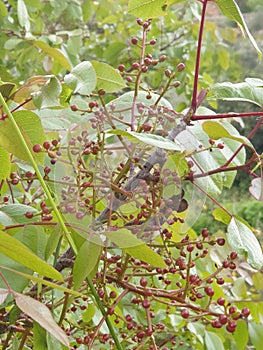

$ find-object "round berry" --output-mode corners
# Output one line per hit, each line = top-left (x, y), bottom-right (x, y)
(217, 297), (225, 306)
(187, 244), (194, 252)
(159, 55), (167, 62)
(142, 299), (150, 309)
(230, 251), (238, 260)
(149, 39), (156, 45)
(204, 286), (214, 297)
(131, 37), (138, 45)
(217, 143), (224, 149)
(212, 319), (222, 328)
(132, 62), (140, 70)
(229, 306), (236, 314)
(33, 144), (42, 153)
(118, 64), (125, 72)
(217, 238), (225, 246)
(43, 141), (51, 150)
(177, 63), (185, 71)
(241, 307), (250, 318)
(181, 309), (189, 319)
(219, 314), (228, 325)
(25, 211), (33, 219)
(201, 228), (209, 238)
(165, 69), (172, 77)
(140, 278), (147, 287)
(70, 104), (78, 111)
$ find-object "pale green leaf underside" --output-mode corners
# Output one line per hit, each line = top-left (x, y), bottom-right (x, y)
(227, 217), (263, 269)
(215, 0), (262, 58)
(91, 61), (126, 93)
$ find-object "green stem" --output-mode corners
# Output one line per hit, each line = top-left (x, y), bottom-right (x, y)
(0, 92), (78, 255)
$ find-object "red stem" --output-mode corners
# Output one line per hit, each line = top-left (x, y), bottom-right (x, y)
(191, 111), (263, 121)
(190, 0), (208, 114)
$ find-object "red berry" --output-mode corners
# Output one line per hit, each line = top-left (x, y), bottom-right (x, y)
(241, 307), (250, 317)
(181, 309), (189, 319)
(165, 69), (172, 77)
(125, 314), (132, 322)
(44, 166), (51, 175)
(98, 89), (106, 95)
(149, 39), (156, 45)
(177, 63), (185, 71)
(230, 251), (238, 260)
(159, 55), (167, 62)
(217, 238), (225, 246)
(201, 228), (209, 238)
(118, 64), (125, 72)
(109, 291), (117, 299)
(212, 319), (222, 328)
(142, 299), (150, 309)
(209, 139), (215, 145)
(131, 37), (138, 45)
(43, 141), (51, 150)
(132, 62), (140, 70)
(216, 277), (225, 285)
(229, 306), (236, 314)
(217, 297), (225, 306)
(25, 211), (33, 219)
(187, 244), (194, 252)
(140, 278), (147, 287)
(11, 178), (19, 185)
(70, 104), (78, 111)
(137, 18), (143, 26)
(229, 262), (236, 270)
(222, 260), (229, 268)
(204, 286), (214, 297)
(219, 314), (228, 325)
(52, 139), (59, 146)
(144, 57), (152, 66)
(33, 144), (42, 153)
(217, 143), (224, 149)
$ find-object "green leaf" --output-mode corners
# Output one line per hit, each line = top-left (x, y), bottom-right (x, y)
(0, 2), (8, 16)
(215, 0), (262, 58)
(91, 61), (126, 93)
(227, 217), (263, 269)
(248, 322), (263, 350)
(204, 330), (224, 350)
(210, 79), (263, 107)
(0, 83), (16, 98)
(249, 178), (263, 202)
(17, 0), (30, 31)
(0, 204), (39, 224)
(202, 121), (253, 148)
(73, 238), (102, 290)
(0, 110), (45, 164)
(0, 230), (63, 281)
(104, 229), (166, 268)
(234, 320), (249, 350)
(0, 266), (82, 297)
(33, 322), (48, 350)
(82, 304), (96, 323)
(0, 146), (11, 181)
(15, 293), (69, 348)
(33, 76), (62, 109)
(108, 130), (181, 151)
(32, 41), (71, 70)
(128, 0), (169, 19)
(213, 208), (231, 225)
(64, 61), (97, 95)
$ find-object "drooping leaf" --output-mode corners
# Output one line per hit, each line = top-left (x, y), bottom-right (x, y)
(104, 229), (166, 268)
(0, 266), (81, 297)
(17, 0), (30, 31)
(73, 237), (102, 290)
(210, 79), (263, 107)
(32, 76), (62, 109)
(215, 0), (262, 58)
(227, 217), (263, 269)
(32, 41), (71, 70)
(128, 0), (175, 19)
(91, 61), (126, 93)
(202, 121), (254, 148)
(248, 322), (263, 350)
(0, 288), (9, 305)
(0, 230), (63, 281)
(204, 330), (224, 350)
(15, 293), (69, 348)
(64, 61), (97, 95)
(108, 129), (181, 151)
(0, 110), (45, 164)
(249, 178), (263, 202)
(0, 83), (16, 98)
(0, 146), (11, 181)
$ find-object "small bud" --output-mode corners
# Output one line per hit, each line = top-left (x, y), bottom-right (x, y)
(131, 37), (138, 45)
(177, 62), (185, 71)
(70, 104), (78, 111)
